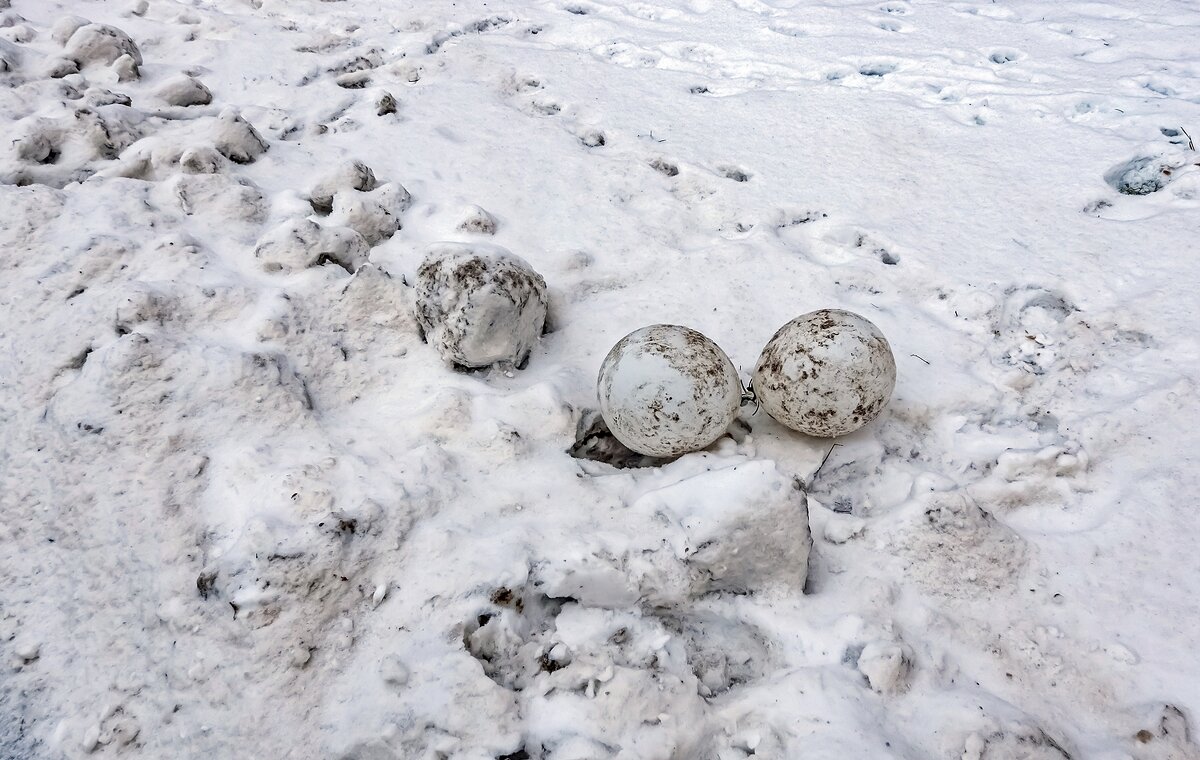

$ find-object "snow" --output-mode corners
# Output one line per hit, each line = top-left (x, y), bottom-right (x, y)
(0, 0), (1198, 758)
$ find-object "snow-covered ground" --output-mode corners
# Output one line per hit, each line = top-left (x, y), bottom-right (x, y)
(2, 0), (1199, 757)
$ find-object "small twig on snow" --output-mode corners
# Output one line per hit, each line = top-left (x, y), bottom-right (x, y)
(1181, 126), (1195, 151)
(910, 353), (931, 365)
(808, 443), (841, 487)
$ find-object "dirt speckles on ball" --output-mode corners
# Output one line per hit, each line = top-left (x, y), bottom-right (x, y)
(415, 243), (548, 370)
(598, 324), (742, 458)
(753, 309), (896, 437)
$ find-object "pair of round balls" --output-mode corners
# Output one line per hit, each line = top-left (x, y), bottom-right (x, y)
(598, 310), (896, 458)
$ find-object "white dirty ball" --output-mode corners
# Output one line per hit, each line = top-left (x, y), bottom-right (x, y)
(597, 324), (742, 458)
(753, 309), (895, 437)
(415, 243), (548, 369)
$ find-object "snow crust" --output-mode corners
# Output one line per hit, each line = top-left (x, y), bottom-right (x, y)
(1, 0), (1199, 758)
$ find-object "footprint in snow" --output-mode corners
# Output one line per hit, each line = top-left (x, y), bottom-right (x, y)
(716, 165), (751, 182)
(529, 99), (562, 116)
(766, 22), (806, 38)
(859, 61), (897, 77)
(579, 129), (606, 147)
(649, 157), (680, 177)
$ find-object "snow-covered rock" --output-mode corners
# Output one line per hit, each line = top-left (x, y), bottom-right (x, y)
(0, 38), (18, 72)
(179, 145), (223, 174)
(41, 56), (78, 78)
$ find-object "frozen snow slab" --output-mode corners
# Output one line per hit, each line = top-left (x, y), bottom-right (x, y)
(536, 455), (811, 606)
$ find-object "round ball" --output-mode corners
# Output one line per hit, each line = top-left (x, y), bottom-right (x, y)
(597, 324), (742, 458)
(752, 309), (896, 437)
(414, 243), (548, 369)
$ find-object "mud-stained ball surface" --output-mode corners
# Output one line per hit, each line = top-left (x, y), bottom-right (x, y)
(753, 309), (896, 437)
(597, 324), (742, 458)
(414, 243), (548, 369)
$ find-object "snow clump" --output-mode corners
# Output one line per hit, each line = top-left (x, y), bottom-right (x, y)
(253, 218), (370, 273)
(64, 23), (142, 67)
(414, 243), (548, 369)
(156, 75), (213, 107)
